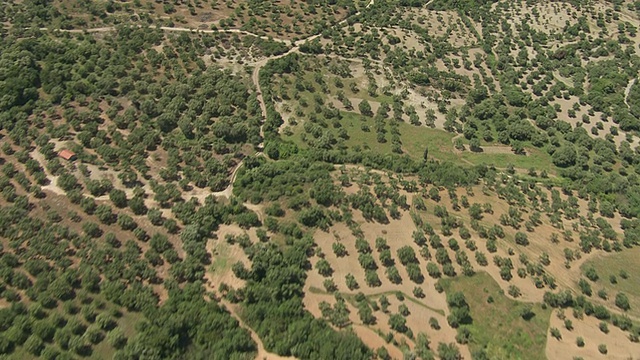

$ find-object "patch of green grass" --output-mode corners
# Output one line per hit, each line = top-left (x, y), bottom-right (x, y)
(308, 286), (327, 294)
(7, 347), (37, 360)
(282, 111), (390, 152)
(92, 339), (116, 360)
(405, 127), (555, 173)
(399, 123), (455, 161)
(461, 147), (555, 174)
(89, 308), (144, 359)
(284, 110), (453, 160)
(308, 287), (445, 316)
(365, 291), (445, 316)
(119, 310), (144, 339)
(276, 64), (555, 172)
(581, 247), (640, 317)
(339, 112), (396, 153)
(210, 243), (233, 275)
(284, 107), (556, 173)
(440, 272), (551, 360)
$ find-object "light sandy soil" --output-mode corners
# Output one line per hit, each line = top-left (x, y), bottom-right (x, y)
(348, 24), (427, 53)
(405, 89), (450, 129)
(408, 9), (478, 48)
(0, 299), (10, 309)
(551, 96), (639, 148)
(352, 325), (404, 359)
(426, 185), (549, 302)
(386, 27), (425, 53)
(31, 149), (65, 196)
(35, 134), (252, 217)
(206, 54), (248, 74)
(36, 155), (167, 218)
(546, 309), (640, 360)
(587, 1), (635, 36)
(496, 0), (574, 35)
(465, 48), (502, 94)
(340, 57), (394, 96)
(144, 2), (229, 30)
(211, 160), (245, 199)
(508, 45), (539, 63)
(242, 203), (265, 223)
(369, 293), (468, 358)
(469, 184), (626, 299)
(303, 204), (472, 359)
(327, 87), (461, 132)
(349, 175), (626, 308)
(275, 47), (463, 133)
(300, 290), (397, 353)
(311, 168), (636, 358)
(625, 78), (636, 109)
(274, 102), (292, 133)
(304, 277), (469, 359)
(494, 0), (636, 47)
(443, 54), (491, 86)
(205, 224), (256, 292)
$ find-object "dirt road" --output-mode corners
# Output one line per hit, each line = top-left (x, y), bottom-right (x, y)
(625, 77), (636, 109)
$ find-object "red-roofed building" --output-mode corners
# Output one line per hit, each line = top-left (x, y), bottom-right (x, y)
(58, 149), (77, 161)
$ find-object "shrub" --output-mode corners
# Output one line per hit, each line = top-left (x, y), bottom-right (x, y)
(598, 344), (607, 354)
(615, 292), (631, 311)
(514, 232), (529, 246)
(107, 328), (127, 349)
(598, 322), (609, 334)
(24, 335), (44, 356)
(584, 267), (599, 282)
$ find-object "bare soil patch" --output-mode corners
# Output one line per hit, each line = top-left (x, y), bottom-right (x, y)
(409, 9), (478, 48)
(546, 309), (640, 360)
(303, 208), (472, 357)
(206, 224), (255, 292)
(352, 325), (403, 359)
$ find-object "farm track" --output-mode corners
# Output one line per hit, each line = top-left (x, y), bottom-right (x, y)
(625, 77), (636, 109)
(39, 26), (294, 44)
(219, 299), (297, 360)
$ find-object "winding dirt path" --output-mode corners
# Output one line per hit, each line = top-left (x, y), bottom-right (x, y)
(39, 26), (293, 44)
(220, 299), (297, 360)
(211, 159), (246, 199)
(30, 150), (65, 196)
(625, 77), (636, 109)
